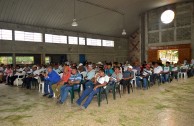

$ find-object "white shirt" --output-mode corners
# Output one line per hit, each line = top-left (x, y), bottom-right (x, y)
(97, 75), (110, 84)
(172, 67), (178, 72)
(154, 66), (163, 74)
(33, 70), (40, 79)
(163, 66), (170, 73)
(191, 59), (194, 65)
(142, 69), (152, 76)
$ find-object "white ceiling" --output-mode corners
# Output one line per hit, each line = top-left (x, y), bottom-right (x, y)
(0, 0), (192, 37)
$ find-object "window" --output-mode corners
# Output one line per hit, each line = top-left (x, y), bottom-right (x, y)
(16, 56), (34, 64)
(45, 34), (67, 44)
(15, 31), (42, 42)
(102, 40), (114, 47)
(0, 29), (12, 40)
(0, 57), (12, 64)
(79, 37), (85, 45)
(45, 57), (51, 64)
(86, 38), (101, 46)
(68, 36), (78, 45)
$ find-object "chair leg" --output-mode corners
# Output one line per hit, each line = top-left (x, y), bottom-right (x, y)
(105, 91), (108, 104)
(97, 93), (101, 107)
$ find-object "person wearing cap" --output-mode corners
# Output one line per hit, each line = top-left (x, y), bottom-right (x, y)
(82, 64), (96, 89)
(136, 64), (152, 90)
(51, 65), (71, 98)
(57, 67), (82, 104)
(76, 69), (109, 109)
(43, 66), (61, 98)
(120, 65), (134, 93)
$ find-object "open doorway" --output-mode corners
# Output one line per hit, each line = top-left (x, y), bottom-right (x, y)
(158, 49), (179, 64)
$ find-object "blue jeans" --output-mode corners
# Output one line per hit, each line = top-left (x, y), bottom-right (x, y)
(136, 76), (148, 89)
(76, 87), (100, 108)
(163, 73), (169, 82)
(84, 80), (94, 89)
(60, 84), (79, 103)
(44, 80), (53, 95)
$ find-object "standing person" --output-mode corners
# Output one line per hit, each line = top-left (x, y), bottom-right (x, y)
(43, 66), (60, 98)
(76, 69), (109, 109)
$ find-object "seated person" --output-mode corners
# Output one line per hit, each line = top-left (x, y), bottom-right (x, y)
(57, 67), (82, 104)
(52, 65), (71, 98)
(106, 66), (122, 94)
(43, 66), (61, 98)
(23, 66), (40, 89)
(53, 64), (62, 74)
(105, 63), (114, 76)
(4, 65), (13, 85)
(120, 65), (134, 93)
(10, 68), (26, 86)
(0, 64), (4, 83)
(133, 61), (141, 76)
(153, 62), (163, 84)
(162, 62), (172, 82)
(76, 69), (109, 109)
(171, 63), (178, 79)
(83, 64), (96, 89)
(136, 64), (152, 90)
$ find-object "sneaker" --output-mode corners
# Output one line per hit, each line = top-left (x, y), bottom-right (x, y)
(80, 106), (86, 110)
(56, 100), (63, 104)
(42, 93), (49, 96)
(48, 95), (53, 98)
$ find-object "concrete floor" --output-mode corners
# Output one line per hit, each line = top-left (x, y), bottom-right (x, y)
(0, 78), (194, 126)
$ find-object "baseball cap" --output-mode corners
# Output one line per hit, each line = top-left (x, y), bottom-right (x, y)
(78, 63), (83, 66)
(127, 65), (133, 69)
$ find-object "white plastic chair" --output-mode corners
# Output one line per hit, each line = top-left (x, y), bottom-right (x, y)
(14, 75), (25, 86)
(38, 77), (45, 94)
(132, 69), (137, 87)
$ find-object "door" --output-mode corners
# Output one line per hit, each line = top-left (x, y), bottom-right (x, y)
(79, 54), (86, 64)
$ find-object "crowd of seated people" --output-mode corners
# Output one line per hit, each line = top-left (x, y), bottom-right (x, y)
(0, 58), (194, 109)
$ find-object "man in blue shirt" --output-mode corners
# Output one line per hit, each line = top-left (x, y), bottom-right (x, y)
(43, 66), (60, 98)
(57, 67), (82, 104)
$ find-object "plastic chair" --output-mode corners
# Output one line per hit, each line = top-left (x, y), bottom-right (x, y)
(113, 82), (121, 100)
(132, 69), (137, 87)
(97, 87), (108, 107)
(38, 77), (45, 94)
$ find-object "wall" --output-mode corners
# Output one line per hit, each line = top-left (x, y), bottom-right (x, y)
(0, 22), (129, 65)
(128, 31), (141, 64)
(140, 1), (194, 63)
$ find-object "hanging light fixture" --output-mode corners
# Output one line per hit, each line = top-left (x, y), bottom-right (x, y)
(122, 15), (126, 35)
(122, 29), (126, 35)
(72, 0), (78, 27)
